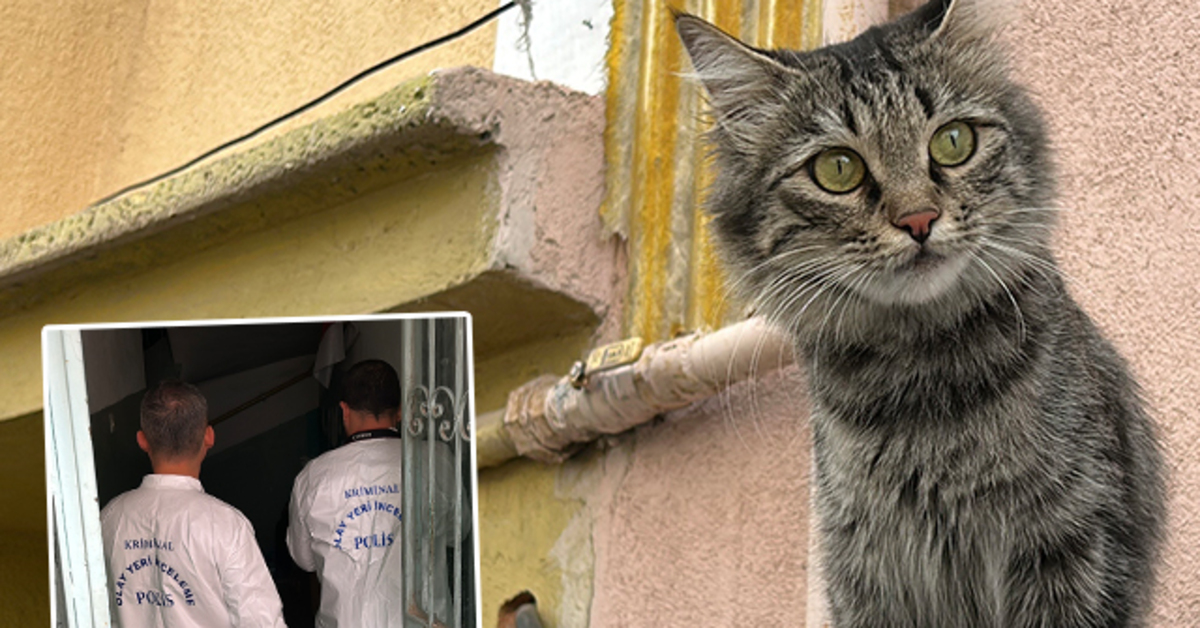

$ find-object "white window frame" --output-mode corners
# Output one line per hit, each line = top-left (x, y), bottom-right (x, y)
(43, 327), (112, 628)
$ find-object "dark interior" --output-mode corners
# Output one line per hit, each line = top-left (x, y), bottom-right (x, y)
(82, 319), (474, 627)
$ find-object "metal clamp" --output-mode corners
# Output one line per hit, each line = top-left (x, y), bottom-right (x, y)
(567, 337), (644, 389)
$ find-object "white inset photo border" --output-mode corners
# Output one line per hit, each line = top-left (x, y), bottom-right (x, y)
(43, 313), (481, 628)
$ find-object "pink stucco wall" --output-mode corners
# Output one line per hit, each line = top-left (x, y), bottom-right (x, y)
(1010, 2), (1200, 624)
(588, 366), (813, 626)
(582, 1), (1199, 626)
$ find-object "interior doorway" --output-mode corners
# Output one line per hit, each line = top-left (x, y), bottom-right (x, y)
(45, 314), (477, 628)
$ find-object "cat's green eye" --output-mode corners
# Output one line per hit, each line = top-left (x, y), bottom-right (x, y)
(811, 148), (866, 194)
(929, 121), (976, 167)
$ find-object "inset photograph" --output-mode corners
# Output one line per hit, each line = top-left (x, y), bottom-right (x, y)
(43, 313), (477, 628)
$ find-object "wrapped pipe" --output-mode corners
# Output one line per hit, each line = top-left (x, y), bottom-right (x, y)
(477, 317), (793, 467)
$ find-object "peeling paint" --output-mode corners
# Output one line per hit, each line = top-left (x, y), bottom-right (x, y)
(603, 0), (819, 345)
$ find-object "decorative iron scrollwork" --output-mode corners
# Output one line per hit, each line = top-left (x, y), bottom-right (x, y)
(409, 385), (471, 443)
(406, 410), (424, 438)
(458, 395), (472, 442)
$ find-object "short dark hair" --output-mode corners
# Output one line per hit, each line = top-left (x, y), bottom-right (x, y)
(342, 359), (401, 416)
(140, 380), (208, 459)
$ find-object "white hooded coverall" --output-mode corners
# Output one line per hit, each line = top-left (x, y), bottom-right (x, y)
(100, 474), (287, 628)
(287, 429), (459, 628)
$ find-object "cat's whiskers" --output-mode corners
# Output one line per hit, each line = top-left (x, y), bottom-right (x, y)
(976, 204), (1061, 234)
(723, 248), (824, 306)
(764, 257), (855, 332)
(735, 256), (832, 441)
(980, 232), (1107, 307)
(749, 255), (847, 321)
(763, 256), (849, 302)
(816, 262), (873, 372)
(803, 263), (873, 383)
(812, 263), (871, 369)
(708, 256), (801, 332)
(742, 314), (795, 444)
(834, 266), (875, 346)
(717, 252), (845, 443)
(779, 262), (866, 374)
(971, 247), (1060, 359)
(992, 205), (1065, 216)
(969, 247), (1028, 345)
(726, 245), (831, 301)
(746, 257), (848, 430)
(754, 266), (835, 341)
(975, 237), (1061, 293)
(707, 246), (828, 373)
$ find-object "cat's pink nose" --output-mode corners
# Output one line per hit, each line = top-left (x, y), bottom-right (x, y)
(893, 210), (940, 243)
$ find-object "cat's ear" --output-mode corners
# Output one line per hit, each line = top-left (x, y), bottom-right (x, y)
(675, 13), (792, 150)
(929, 0), (1017, 43)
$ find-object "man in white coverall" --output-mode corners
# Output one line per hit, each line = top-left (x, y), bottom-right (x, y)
(100, 380), (287, 628)
(289, 359), (453, 628)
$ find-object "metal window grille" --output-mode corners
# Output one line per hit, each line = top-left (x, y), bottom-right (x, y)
(401, 317), (474, 628)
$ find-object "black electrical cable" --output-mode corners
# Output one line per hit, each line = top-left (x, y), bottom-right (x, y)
(87, 1), (519, 210)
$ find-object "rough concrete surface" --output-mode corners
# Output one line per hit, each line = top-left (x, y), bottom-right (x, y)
(389, 67), (628, 359)
(429, 68), (627, 345)
(588, 365), (812, 627)
(0, 67), (624, 423)
(1008, 2), (1200, 624)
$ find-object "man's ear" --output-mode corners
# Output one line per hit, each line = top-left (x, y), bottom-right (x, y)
(203, 425), (215, 451)
(340, 401), (352, 432)
(136, 430), (151, 454)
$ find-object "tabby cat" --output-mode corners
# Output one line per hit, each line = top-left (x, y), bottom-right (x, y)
(675, 1), (1164, 626)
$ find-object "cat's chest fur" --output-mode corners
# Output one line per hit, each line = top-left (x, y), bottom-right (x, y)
(814, 409), (1013, 625)
(801, 291), (1121, 625)
(802, 295), (1024, 608)
(818, 425), (1013, 624)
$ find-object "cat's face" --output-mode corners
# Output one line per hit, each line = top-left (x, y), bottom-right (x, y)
(677, 0), (1054, 326)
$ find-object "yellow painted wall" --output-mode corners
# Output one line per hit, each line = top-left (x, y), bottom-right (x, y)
(0, 413), (49, 625)
(0, 0), (497, 240)
(2, 5), (602, 627)
(0, 413), (46, 533)
(0, 154), (499, 423)
(477, 459), (584, 628)
(0, 535), (50, 627)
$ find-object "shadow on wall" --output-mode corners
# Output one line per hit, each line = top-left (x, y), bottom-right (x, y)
(0, 411), (50, 627)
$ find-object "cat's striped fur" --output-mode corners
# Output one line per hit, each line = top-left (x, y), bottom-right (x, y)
(676, 1), (1165, 626)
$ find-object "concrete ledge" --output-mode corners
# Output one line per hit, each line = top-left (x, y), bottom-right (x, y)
(0, 67), (619, 324)
(0, 66), (623, 421)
